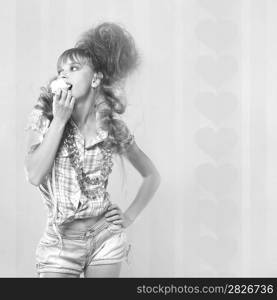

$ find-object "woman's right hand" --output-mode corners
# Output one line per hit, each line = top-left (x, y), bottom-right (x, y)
(52, 89), (76, 125)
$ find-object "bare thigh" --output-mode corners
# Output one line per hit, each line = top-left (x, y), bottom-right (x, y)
(84, 262), (122, 278)
(39, 272), (80, 278)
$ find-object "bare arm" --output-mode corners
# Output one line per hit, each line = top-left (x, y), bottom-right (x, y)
(122, 141), (161, 226)
(24, 89), (75, 186)
(24, 118), (66, 186)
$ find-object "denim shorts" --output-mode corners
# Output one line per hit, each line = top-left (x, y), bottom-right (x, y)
(35, 217), (131, 277)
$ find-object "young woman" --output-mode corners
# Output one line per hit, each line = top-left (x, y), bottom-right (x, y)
(24, 22), (161, 278)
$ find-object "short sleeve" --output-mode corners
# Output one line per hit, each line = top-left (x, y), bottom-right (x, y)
(24, 108), (50, 153)
(24, 108), (50, 139)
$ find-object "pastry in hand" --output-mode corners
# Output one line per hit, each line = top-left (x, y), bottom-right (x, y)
(50, 78), (72, 94)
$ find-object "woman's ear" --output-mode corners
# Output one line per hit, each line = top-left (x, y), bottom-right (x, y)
(91, 78), (100, 88)
(91, 72), (103, 88)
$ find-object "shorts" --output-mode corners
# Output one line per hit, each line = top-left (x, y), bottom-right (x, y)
(35, 217), (131, 277)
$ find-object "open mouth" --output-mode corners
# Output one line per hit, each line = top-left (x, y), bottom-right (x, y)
(67, 83), (73, 90)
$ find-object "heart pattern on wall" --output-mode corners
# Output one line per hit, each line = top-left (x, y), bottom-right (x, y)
(196, 235), (238, 265)
(197, 0), (239, 18)
(195, 20), (238, 52)
(194, 1), (240, 274)
(197, 197), (240, 234)
(197, 199), (217, 232)
(195, 91), (237, 124)
(196, 55), (238, 88)
(195, 127), (238, 160)
(216, 199), (240, 235)
(195, 163), (238, 196)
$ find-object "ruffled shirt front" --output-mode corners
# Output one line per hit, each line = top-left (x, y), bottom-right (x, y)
(24, 108), (135, 226)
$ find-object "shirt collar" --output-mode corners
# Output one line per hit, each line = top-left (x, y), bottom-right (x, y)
(69, 111), (108, 148)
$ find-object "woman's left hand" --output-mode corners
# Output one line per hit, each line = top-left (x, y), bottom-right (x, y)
(105, 203), (131, 228)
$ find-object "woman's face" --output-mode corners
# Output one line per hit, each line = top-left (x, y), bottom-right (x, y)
(57, 57), (94, 100)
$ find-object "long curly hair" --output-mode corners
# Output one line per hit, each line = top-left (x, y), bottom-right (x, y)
(35, 22), (139, 155)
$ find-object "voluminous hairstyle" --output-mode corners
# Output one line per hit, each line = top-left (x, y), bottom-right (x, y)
(75, 22), (139, 85)
(35, 22), (139, 155)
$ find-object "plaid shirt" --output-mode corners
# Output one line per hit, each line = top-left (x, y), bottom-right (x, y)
(25, 108), (134, 226)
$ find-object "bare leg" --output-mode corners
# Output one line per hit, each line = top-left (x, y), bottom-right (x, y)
(39, 272), (80, 278)
(84, 262), (122, 278)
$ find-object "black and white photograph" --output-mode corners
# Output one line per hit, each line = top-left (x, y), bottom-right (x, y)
(3, 0), (277, 290)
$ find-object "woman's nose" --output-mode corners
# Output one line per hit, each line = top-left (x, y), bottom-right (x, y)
(59, 71), (68, 78)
